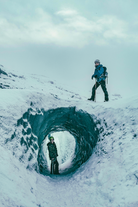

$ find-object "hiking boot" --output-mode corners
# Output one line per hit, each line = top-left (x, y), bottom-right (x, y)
(88, 98), (94, 101)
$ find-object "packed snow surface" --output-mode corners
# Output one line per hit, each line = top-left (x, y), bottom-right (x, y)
(0, 66), (138, 207)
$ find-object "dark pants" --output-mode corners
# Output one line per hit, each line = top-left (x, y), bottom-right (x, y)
(51, 158), (59, 174)
(91, 80), (109, 101)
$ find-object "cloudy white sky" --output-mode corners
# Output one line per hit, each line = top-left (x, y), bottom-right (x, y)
(0, 0), (138, 98)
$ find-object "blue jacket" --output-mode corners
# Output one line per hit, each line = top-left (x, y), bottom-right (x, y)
(92, 64), (106, 82)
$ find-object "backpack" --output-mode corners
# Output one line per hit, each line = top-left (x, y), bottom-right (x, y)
(103, 66), (108, 78)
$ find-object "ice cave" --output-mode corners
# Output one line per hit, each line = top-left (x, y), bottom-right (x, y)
(15, 107), (99, 175)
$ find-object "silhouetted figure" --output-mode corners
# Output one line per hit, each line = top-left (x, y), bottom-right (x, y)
(47, 136), (59, 174)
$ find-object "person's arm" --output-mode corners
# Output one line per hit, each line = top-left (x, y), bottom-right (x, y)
(47, 145), (52, 160)
(54, 143), (58, 157)
(92, 69), (96, 79)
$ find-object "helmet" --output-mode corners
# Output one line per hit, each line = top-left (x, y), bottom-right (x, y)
(49, 136), (54, 140)
(94, 59), (100, 64)
(48, 134), (54, 140)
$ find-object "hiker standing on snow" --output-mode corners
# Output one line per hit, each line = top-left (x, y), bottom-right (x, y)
(88, 59), (109, 102)
(47, 136), (59, 174)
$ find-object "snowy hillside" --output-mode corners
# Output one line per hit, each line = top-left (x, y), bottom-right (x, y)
(0, 65), (138, 207)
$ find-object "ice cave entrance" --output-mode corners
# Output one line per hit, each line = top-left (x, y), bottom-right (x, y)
(15, 106), (99, 175)
(44, 131), (76, 173)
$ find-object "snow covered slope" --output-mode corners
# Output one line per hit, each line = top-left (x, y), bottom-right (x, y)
(0, 65), (138, 207)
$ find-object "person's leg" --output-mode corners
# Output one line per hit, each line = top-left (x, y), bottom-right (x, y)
(50, 162), (52, 174)
(54, 159), (59, 174)
(100, 80), (109, 101)
(91, 82), (100, 101)
(51, 160), (54, 174)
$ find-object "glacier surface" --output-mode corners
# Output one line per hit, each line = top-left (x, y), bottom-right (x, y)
(0, 66), (138, 207)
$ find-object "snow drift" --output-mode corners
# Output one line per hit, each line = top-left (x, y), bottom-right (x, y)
(0, 65), (138, 207)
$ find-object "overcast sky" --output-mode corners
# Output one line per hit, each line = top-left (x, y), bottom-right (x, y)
(0, 0), (138, 98)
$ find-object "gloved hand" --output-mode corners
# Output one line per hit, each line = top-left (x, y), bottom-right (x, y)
(91, 75), (94, 79)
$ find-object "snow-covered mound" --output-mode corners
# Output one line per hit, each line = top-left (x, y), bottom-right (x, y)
(0, 65), (138, 207)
